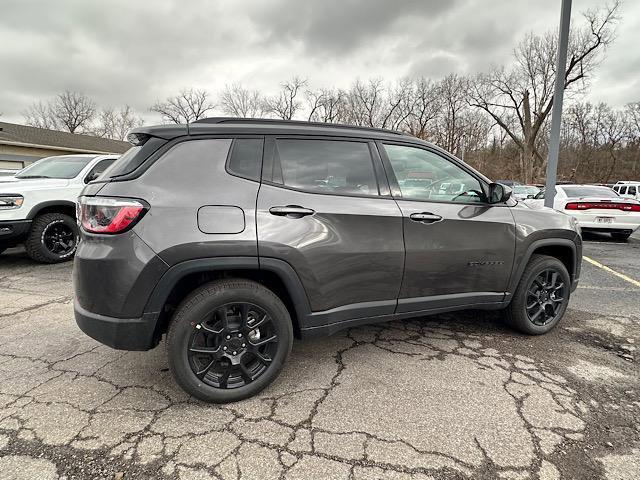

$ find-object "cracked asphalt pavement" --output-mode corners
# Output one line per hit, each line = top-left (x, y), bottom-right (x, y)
(0, 232), (638, 480)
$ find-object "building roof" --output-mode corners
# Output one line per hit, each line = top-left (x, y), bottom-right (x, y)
(0, 121), (130, 154)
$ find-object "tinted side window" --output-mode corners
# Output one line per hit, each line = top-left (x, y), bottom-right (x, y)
(227, 138), (263, 181)
(383, 144), (485, 203)
(274, 139), (378, 196)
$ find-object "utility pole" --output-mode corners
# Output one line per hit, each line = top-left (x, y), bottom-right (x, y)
(544, 0), (572, 208)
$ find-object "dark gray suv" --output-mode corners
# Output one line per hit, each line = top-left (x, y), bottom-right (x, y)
(73, 118), (582, 403)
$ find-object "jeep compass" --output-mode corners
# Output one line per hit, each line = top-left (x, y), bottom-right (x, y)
(73, 118), (582, 403)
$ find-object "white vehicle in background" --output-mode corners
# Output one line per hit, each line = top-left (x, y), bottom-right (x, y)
(526, 184), (640, 241)
(0, 168), (20, 180)
(0, 154), (119, 262)
(613, 181), (640, 201)
(512, 185), (540, 201)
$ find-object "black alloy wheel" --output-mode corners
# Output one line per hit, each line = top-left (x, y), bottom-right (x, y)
(167, 279), (293, 403)
(525, 269), (566, 326)
(188, 302), (279, 389)
(505, 254), (571, 335)
(42, 221), (76, 256)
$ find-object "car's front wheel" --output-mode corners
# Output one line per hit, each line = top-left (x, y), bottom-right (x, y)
(505, 254), (571, 335)
(25, 212), (79, 263)
(166, 279), (293, 403)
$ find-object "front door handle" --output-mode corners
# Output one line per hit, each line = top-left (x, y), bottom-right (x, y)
(410, 212), (443, 224)
(269, 205), (315, 218)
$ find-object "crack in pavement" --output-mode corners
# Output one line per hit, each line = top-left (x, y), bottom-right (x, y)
(0, 261), (639, 479)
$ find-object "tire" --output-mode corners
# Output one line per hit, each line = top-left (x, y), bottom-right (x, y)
(610, 231), (631, 241)
(505, 254), (571, 335)
(25, 213), (79, 264)
(167, 279), (293, 403)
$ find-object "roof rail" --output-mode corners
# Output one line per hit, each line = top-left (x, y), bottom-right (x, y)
(192, 117), (407, 136)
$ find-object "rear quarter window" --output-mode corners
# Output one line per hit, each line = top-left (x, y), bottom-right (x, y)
(226, 138), (264, 181)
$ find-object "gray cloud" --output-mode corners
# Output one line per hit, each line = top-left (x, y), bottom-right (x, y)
(0, 0), (638, 124)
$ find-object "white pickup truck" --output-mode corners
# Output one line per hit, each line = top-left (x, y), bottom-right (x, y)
(0, 154), (119, 263)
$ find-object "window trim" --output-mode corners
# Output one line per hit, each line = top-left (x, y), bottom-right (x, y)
(261, 135), (391, 200)
(224, 136), (265, 183)
(376, 140), (497, 206)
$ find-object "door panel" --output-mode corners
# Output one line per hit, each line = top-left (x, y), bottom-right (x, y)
(395, 200), (516, 311)
(257, 183), (404, 313)
(378, 142), (516, 311)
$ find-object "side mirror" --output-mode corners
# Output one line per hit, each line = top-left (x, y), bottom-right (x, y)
(488, 183), (512, 204)
(526, 194), (535, 199)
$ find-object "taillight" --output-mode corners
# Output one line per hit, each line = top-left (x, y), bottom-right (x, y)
(565, 202), (640, 212)
(78, 196), (147, 234)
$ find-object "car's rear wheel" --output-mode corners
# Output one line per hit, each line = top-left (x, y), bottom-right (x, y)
(505, 254), (571, 335)
(166, 279), (293, 403)
(610, 231), (631, 241)
(25, 213), (79, 263)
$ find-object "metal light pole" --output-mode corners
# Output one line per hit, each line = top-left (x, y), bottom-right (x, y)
(544, 0), (572, 208)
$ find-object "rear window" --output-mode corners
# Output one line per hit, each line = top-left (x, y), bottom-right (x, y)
(561, 186), (618, 198)
(103, 137), (167, 179)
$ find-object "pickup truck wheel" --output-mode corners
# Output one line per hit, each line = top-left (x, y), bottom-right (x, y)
(25, 213), (79, 263)
(506, 255), (570, 335)
(167, 279), (293, 403)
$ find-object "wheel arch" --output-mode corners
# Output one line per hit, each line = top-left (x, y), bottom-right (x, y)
(508, 239), (578, 295)
(145, 257), (311, 344)
(27, 200), (76, 220)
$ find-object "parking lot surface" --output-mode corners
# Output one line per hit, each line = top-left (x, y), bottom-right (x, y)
(0, 232), (639, 480)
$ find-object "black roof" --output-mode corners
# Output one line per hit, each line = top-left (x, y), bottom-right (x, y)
(130, 117), (417, 142)
(0, 121), (130, 153)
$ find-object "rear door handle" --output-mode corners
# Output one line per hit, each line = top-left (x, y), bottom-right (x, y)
(269, 205), (315, 218)
(409, 212), (443, 224)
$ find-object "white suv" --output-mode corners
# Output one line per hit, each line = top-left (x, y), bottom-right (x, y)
(0, 154), (118, 263)
(613, 181), (640, 201)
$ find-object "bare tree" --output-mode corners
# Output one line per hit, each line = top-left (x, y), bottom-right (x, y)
(306, 88), (347, 123)
(431, 74), (470, 156)
(404, 78), (440, 139)
(24, 101), (59, 130)
(468, 1), (620, 182)
(265, 77), (308, 120)
(151, 88), (214, 124)
(220, 83), (267, 118)
(94, 105), (144, 140)
(24, 91), (96, 133)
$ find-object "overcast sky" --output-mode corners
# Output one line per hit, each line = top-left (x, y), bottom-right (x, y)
(1, 0), (638, 124)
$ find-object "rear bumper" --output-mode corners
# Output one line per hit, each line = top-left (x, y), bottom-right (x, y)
(0, 219), (31, 246)
(74, 299), (159, 350)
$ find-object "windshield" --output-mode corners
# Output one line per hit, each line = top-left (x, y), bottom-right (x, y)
(561, 186), (618, 198)
(16, 156), (96, 179)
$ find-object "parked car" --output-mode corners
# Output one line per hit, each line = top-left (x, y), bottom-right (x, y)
(73, 118), (582, 403)
(613, 181), (640, 201)
(512, 185), (540, 201)
(526, 184), (640, 240)
(0, 154), (118, 262)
